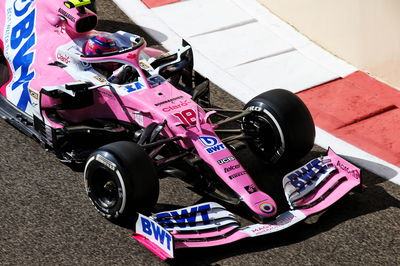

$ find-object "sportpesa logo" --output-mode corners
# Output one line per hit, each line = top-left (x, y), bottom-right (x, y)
(4, 0), (36, 112)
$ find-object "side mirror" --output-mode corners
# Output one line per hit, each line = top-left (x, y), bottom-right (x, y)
(65, 81), (90, 92)
(60, 0), (98, 33)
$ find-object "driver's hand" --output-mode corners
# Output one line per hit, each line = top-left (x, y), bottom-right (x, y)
(108, 65), (134, 84)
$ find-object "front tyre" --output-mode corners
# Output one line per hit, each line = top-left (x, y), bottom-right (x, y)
(242, 89), (315, 164)
(84, 141), (159, 221)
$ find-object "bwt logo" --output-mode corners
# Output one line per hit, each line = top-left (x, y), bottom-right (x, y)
(6, 0), (37, 112)
(199, 136), (226, 154)
(140, 217), (172, 251)
(205, 143), (225, 154)
(286, 158), (326, 191)
(156, 204), (211, 229)
(199, 136), (218, 146)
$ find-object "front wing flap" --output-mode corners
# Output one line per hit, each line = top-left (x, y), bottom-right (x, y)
(132, 148), (362, 260)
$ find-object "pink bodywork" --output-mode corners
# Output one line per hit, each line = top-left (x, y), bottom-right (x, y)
(80, 39), (277, 218)
(173, 148), (362, 248)
(1, 0), (91, 95)
(1, 1), (363, 258)
(137, 148), (362, 255)
(0, 0), (276, 218)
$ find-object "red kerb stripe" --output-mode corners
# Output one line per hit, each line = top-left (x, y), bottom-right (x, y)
(298, 71), (400, 166)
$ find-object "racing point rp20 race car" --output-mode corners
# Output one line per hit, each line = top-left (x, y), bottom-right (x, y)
(0, 0), (363, 261)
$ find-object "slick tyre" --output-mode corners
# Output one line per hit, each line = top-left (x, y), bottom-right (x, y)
(0, 48), (10, 87)
(84, 141), (159, 221)
(242, 89), (315, 164)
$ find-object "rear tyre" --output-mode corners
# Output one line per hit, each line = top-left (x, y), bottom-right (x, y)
(0, 48), (11, 87)
(84, 141), (159, 221)
(242, 89), (315, 164)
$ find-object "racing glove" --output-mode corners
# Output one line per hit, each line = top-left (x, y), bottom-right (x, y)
(108, 65), (137, 84)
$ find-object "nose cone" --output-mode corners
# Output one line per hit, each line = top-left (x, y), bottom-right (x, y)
(244, 190), (278, 222)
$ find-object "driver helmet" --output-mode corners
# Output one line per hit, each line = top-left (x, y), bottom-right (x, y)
(84, 34), (121, 71)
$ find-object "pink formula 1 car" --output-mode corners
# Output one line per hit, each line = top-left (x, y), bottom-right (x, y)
(0, 0), (362, 260)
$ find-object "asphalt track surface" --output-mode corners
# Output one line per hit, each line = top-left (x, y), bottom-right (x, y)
(0, 1), (399, 265)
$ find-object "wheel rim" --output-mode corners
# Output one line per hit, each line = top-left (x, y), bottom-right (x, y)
(242, 112), (282, 161)
(90, 168), (120, 209)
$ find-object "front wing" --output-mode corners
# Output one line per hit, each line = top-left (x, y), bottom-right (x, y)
(132, 148), (362, 260)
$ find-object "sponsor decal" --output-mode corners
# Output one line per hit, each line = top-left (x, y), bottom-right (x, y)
(247, 106), (262, 112)
(249, 212), (300, 235)
(125, 82), (145, 93)
(244, 184), (258, 194)
(58, 8), (76, 22)
(162, 100), (189, 112)
(259, 202), (275, 214)
(156, 203), (211, 229)
(205, 143), (225, 154)
(286, 158), (326, 191)
(155, 96), (184, 107)
(198, 136), (226, 154)
(217, 156), (235, 165)
(95, 154), (116, 171)
(4, 0), (37, 112)
(137, 214), (173, 256)
(28, 88), (38, 100)
(228, 170), (246, 180)
(127, 53), (136, 59)
(140, 61), (151, 70)
(157, 52), (171, 58)
(199, 136), (218, 146)
(93, 75), (107, 83)
(336, 160), (360, 179)
(224, 164), (240, 173)
(57, 54), (70, 64)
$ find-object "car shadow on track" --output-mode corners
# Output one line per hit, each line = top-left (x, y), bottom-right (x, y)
(107, 146), (399, 265)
